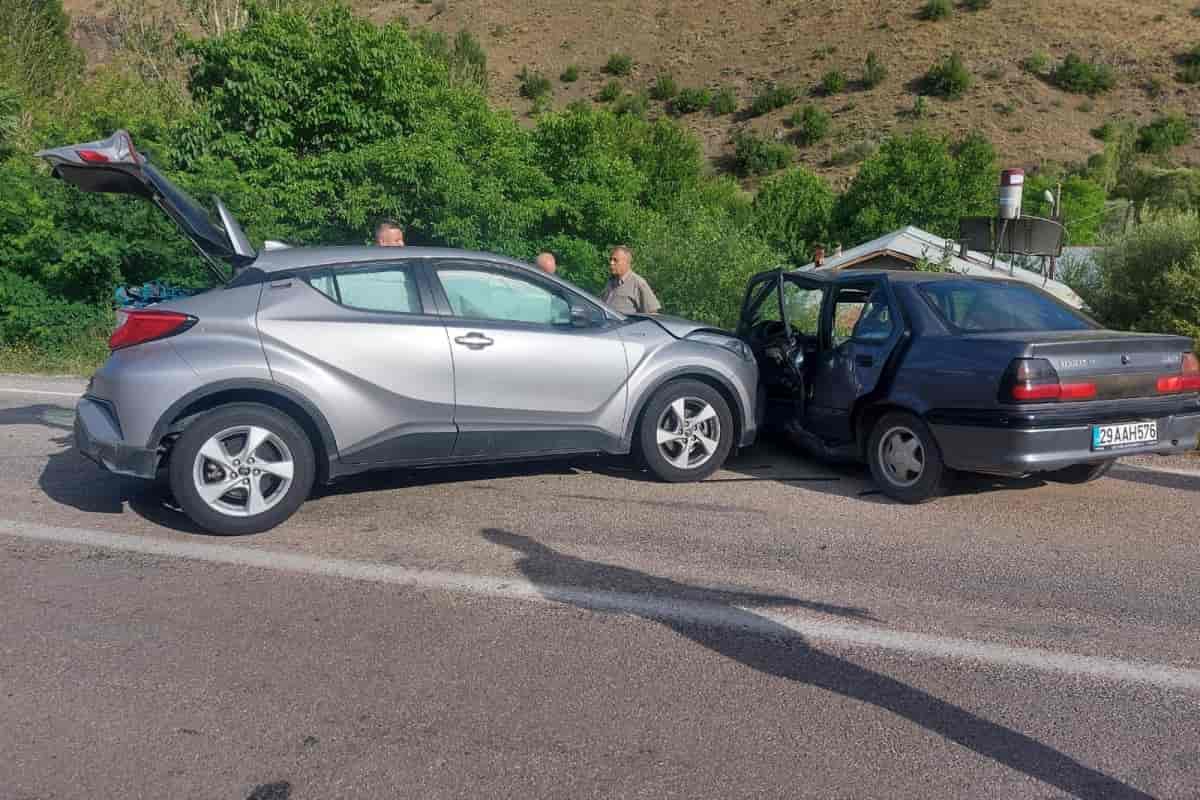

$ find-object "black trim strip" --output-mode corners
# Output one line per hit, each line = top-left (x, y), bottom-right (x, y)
(928, 396), (1200, 429)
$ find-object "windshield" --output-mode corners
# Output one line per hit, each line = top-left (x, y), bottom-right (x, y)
(920, 280), (1095, 333)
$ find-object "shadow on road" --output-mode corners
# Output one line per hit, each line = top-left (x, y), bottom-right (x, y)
(1108, 464), (1200, 492)
(483, 528), (1153, 800)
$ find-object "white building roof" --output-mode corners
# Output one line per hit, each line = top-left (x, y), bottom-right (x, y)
(801, 226), (1085, 308)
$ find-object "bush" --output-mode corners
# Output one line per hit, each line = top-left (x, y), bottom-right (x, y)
(749, 83), (798, 117)
(820, 70), (847, 95)
(862, 51), (888, 89)
(920, 0), (952, 21)
(1083, 213), (1200, 344)
(560, 64), (579, 83)
(833, 130), (996, 243)
(789, 104), (831, 146)
(1179, 63), (1200, 84)
(669, 86), (712, 115)
(1051, 53), (1116, 95)
(613, 90), (649, 118)
(518, 67), (552, 100)
(829, 140), (876, 167)
(649, 74), (678, 101)
(604, 52), (633, 76)
(922, 52), (972, 99)
(963, 0), (992, 9)
(911, 95), (928, 118)
(1137, 114), (1193, 154)
(709, 87), (737, 116)
(1022, 51), (1050, 75)
(597, 79), (622, 102)
(732, 130), (792, 176)
(752, 167), (835, 264)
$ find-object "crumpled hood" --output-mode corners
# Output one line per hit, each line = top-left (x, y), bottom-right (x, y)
(631, 313), (731, 339)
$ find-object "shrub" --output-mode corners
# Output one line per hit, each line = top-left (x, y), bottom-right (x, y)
(604, 52), (633, 76)
(560, 64), (579, 82)
(1051, 53), (1116, 95)
(1137, 114), (1193, 154)
(920, 0), (952, 20)
(749, 83), (798, 116)
(650, 74), (678, 101)
(911, 95), (928, 118)
(709, 86), (737, 115)
(752, 168), (835, 264)
(669, 86), (712, 115)
(597, 79), (622, 102)
(518, 67), (552, 99)
(820, 70), (847, 95)
(1021, 51), (1050, 75)
(1179, 63), (1200, 84)
(922, 52), (972, 99)
(732, 130), (792, 176)
(613, 90), (649, 118)
(789, 104), (831, 146)
(829, 141), (876, 167)
(963, 0), (992, 9)
(862, 52), (888, 89)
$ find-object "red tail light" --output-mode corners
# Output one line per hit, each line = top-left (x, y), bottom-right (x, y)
(1001, 358), (1097, 403)
(109, 310), (196, 351)
(1157, 352), (1200, 394)
(76, 149), (111, 163)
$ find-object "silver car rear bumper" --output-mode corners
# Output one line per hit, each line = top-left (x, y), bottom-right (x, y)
(931, 410), (1200, 475)
(74, 397), (159, 479)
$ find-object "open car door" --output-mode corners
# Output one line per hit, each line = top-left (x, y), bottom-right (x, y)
(36, 130), (256, 280)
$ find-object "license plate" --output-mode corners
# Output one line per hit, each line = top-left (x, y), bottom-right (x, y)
(1091, 421), (1158, 451)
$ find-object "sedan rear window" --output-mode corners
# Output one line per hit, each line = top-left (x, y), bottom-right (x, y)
(919, 281), (1094, 333)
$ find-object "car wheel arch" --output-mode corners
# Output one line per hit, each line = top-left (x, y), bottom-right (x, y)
(854, 400), (927, 459)
(150, 380), (338, 484)
(627, 369), (745, 451)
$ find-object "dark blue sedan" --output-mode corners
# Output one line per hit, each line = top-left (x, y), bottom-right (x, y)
(738, 269), (1200, 502)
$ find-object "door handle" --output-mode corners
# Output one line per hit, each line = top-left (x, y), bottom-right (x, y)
(454, 332), (494, 349)
(855, 354), (875, 367)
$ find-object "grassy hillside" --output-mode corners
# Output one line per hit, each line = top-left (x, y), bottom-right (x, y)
(64, 0), (1200, 186)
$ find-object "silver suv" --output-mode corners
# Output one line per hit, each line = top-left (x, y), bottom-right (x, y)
(40, 132), (759, 534)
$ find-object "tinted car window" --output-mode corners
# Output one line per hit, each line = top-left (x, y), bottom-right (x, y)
(832, 287), (893, 345)
(438, 268), (571, 325)
(304, 265), (422, 314)
(920, 281), (1093, 333)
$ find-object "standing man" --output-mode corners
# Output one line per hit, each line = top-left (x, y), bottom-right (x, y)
(602, 245), (660, 315)
(535, 252), (558, 275)
(374, 219), (405, 247)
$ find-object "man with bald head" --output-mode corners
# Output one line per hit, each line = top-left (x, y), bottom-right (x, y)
(374, 220), (405, 247)
(602, 245), (660, 315)
(534, 252), (557, 275)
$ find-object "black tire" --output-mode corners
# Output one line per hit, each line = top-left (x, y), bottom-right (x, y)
(636, 379), (734, 483)
(1045, 459), (1116, 484)
(169, 403), (315, 535)
(866, 411), (945, 504)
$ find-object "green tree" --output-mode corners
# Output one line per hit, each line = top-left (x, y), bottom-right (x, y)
(832, 130), (997, 245)
(1023, 174), (1108, 245)
(752, 167), (835, 265)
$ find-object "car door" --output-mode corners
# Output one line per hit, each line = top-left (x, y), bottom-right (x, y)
(428, 260), (630, 458)
(256, 260), (458, 465)
(805, 277), (904, 442)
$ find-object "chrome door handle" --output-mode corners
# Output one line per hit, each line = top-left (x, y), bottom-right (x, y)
(454, 332), (494, 349)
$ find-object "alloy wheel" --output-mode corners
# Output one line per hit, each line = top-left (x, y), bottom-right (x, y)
(192, 425), (295, 517)
(878, 425), (925, 488)
(656, 397), (722, 470)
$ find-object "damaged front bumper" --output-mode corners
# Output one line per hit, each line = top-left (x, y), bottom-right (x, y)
(74, 397), (159, 480)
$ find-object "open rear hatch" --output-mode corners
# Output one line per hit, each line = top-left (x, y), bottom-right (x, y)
(36, 130), (256, 282)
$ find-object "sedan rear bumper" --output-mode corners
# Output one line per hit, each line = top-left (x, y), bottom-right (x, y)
(931, 410), (1200, 475)
(75, 397), (159, 480)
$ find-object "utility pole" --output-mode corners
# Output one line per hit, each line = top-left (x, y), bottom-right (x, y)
(1047, 181), (1062, 281)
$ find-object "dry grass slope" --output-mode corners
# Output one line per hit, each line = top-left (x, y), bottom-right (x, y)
(64, 0), (1200, 185)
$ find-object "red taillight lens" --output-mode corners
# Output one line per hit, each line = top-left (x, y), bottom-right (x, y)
(76, 149), (111, 164)
(1002, 358), (1096, 403)
(108, 310), (195, 351)
(1156, 352), (1200, 394)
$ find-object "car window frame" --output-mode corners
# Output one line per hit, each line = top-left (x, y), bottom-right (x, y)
(829, 282), (897, 348)
(428, 259), (610, 331)
(295, 259), (434, 317)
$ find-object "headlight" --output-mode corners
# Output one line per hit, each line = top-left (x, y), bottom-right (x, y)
(687, 331), (753, 361)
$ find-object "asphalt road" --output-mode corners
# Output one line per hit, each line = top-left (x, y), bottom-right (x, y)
(1, 375), (1198, 799)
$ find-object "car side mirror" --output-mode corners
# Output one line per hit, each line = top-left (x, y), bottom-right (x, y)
(570, 303), (598, 328)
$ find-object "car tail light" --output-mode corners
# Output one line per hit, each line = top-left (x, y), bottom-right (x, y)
(1157, 352), (1200, 394)
(109, 310), (196, 351)
(76, 149), (110, 163)
(1001, 358), (1097, 403)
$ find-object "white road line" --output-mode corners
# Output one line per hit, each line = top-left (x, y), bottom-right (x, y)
(2, 518), (1199, 693)
(0, 388), (81, 398)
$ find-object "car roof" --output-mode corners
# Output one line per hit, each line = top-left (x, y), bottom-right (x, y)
(764, 267), (1037, 288)
(248, 245), (534, 274)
